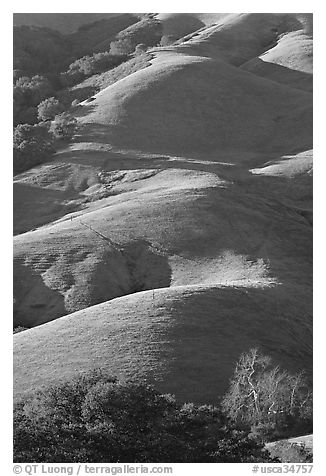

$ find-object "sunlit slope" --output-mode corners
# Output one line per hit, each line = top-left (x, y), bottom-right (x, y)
(13, 161), (102, 235)
(170, 14), (309, 63)
(251, 149), (313, 177)
(13, 163), (312, 327)
(13, 284), (312, 403)
(241, 14), (312, 91)
(78, 49), (311, 155)
(156, 13), (205, 40)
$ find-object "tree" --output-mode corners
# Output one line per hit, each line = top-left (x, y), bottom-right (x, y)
(59, 69), (85, 88)
(14, 75), (54, 125)
(49, 113), (77, 139)
(13, 123), (55, 174)
(14, 75), (53, 106)
(92, 52), (127, 73)
(14, 370), (274, 463)
(37, 97), (64, 121)
(109, 38), (135, 56)
(60, 52), (128, 87)
(221, 348), (312, 441)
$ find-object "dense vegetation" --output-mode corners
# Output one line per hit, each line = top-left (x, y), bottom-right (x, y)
(13, 15), (165, 175)
(60, 52), (128, 87)
(13, 349), (312, 463)
(13, 123), (55, 174)
(13, 114), (77, 174)
(109, 17), (162, 56)
(13, 75), (55, 126)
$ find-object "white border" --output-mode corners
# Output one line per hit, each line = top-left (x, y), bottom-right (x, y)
(3, 2), (323, 474)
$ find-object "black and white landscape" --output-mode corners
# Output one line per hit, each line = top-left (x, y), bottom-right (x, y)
(13, 13), (313, 463)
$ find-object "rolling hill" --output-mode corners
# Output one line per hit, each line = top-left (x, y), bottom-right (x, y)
(14, 284), (312, 403)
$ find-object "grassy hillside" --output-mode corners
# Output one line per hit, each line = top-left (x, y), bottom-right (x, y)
(14, 155), (312, 327)
(76, 52), (311, 155)
(14, 284), (312, 403)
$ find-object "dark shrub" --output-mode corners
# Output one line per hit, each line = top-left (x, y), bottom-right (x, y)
(37, 97), (65, 121)
(60, 53), (128, 86)
(14, 75), (54, 125)
(13, 123), (55, 174)
(14, 370), (274, 463)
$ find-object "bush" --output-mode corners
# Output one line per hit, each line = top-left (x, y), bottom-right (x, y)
(14, 75), (53, 102)
(60, 52), (128, 86)
(49, 113), (77, 139)
(13, 25), (71, 75)
(14, 75), (54, 125)
(221, 348), (313, 441)
(13, 123), (55, 174)
(91, 52), (127, 74)
(59, 70), (85, 88)
(109, 38), (135, 56)
(14, 370), (274, 463)
(37, 97), (65, 121)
